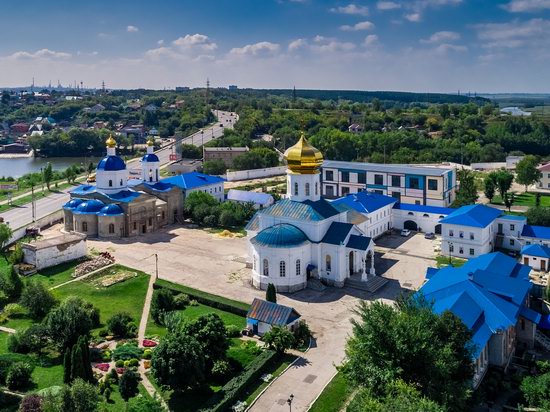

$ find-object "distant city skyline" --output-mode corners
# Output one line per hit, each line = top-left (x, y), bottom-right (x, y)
(1, 0), (550, 93)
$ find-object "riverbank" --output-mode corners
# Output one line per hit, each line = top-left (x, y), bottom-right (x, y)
(0, 150), (34, 159)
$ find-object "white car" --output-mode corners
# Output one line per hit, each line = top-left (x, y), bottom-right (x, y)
(400, 229), (411, 237)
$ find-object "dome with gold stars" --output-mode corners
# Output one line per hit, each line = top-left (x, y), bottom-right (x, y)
(283, 133), (323, 174)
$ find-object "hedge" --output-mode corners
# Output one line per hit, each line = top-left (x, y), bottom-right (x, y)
(153, 280), (250, 317)
(201, 349), (279, 412)
(0, 391), (21, 410)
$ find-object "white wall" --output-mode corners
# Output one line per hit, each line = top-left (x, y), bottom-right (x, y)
(23, 236), (87, 270)
(225, 166), (286, 182)
(522, 254), (550, 271)
(392, 209), (445, 233)
(441, 223), (493, 258)
(188, 182), (224, 202)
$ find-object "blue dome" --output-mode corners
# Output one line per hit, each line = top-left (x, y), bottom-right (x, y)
(97, 155), (126, 171)
(63, 198), (84, 210)
(74, 199), (105, 214)
(251, 224), (309, 248)
(98, 204), (124, 216)
(142, 153), (159, 162)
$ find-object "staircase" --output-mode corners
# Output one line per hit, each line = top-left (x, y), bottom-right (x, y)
(536, 331), (550, 351)
(307, 278), (327, 292)
(345, 276), (388, 293)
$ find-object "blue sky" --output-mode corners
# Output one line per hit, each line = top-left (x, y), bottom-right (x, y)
(1, 0), (550, 92)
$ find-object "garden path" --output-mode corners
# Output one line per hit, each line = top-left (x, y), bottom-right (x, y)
(0, 326), (15, 334)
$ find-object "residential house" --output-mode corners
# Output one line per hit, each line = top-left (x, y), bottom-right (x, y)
(348, 123), (363, 133)
(162, 171), (225, 202)
(537, 163), (550, 190)
(10, 123), (30, 135)
(392, 202), (455, 234)
(246, 298), (301, 336)
(521, 244), (550, 272)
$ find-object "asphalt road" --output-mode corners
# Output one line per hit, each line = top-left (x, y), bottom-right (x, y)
(0, 110), (237, 231)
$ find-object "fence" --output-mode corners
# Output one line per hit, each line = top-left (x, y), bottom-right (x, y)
(225, 166), (286, 182)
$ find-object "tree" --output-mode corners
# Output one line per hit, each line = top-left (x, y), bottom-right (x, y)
(515, 155), (542, 192)
(263, 326), (295, 354)
(503, 192), (515, 212)
(536, 192), (542, 207)
(20, 281), (56, 319)
(150, 289), (175, 324)
(202, 159), (227, 175)
(87, 162), (94, 176)
(70, 378), (100, 412)
(453, 168), (478, 207)
(181, 313), (229, 365)
(494, 169), (514, 198)
(5, 265), (23, 300)
(45, 296), (96, 350)
(0, 223), (13, 260)
(107, 312), (135, 338)
(151, 331), (206, 391)
(483, 173), (496, 203)
(43, 162), (53, 190)
(342, 297), (473, 411)
(63, 348), (72, 384)
(6, 362), (33, 390)
(526, 206), (550, 226)
(70, 343), (86, 383)
(180, 143), (202, 159)
(266, 283), (277, 303)
(521, 370), (550, 409)
(128, 396), (165, 412)
(119, 369), (141, 403)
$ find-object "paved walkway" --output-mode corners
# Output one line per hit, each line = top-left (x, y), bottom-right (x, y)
(0, 326), (16, 334)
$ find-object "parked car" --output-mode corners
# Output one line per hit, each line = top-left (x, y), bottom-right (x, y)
(400, 229), (411, 237)
(424, 232), (435, 239)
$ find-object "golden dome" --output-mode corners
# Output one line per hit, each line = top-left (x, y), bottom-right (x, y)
(106, 134), (117, 148)
(283, 133), (323, 174)
(146, 137), (154, 147)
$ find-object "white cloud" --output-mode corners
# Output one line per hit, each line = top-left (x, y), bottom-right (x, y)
(340, 21), (375, 31)
(403, 0), (462, 23)
(330, 4), (369, 16)
(127, 25), (139, 33)
(230, 41), (280, 56)
(7, 49), (72, 60)
(172, 34), (217, 51)
(287, 36), (357, 53)
(503, 0), (550, 12)
(288, 38), (308, 52)
(157, 40), (164, 45)
(475, 18), (550, 49)
(145, 33), (218, 60)
(434, 43), (468, 53)
(421, 31), (460, 44)
(363, 34), (379, 47)
(377, 1), (401, 10)
(405, 12), (421, 21)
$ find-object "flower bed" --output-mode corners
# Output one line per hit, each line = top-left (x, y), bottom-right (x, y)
(94, 363), (110, 372)
(142, 339), (157, 348)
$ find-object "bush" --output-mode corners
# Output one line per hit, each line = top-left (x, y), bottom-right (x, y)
(173, 293), (190, 309)
(202, 350), (278, 412)
(113, 344), (143, 361)
(8, 243), (24, 265)
(104, 387), (112, 402)
(293, 320), (312, 348)
(0, 357), (14, 385)
(19, 393), (43, 411)
(128, 358), (139, 367)
(107, 312), (135, 338)
(115, 360), (125, 368)
(19, 281), (56, 320)
(143, 349), (153, 360)
(226, 324), (241, 338)
(6, 361), (33, 390)
(150, 288), (175, 324)
(8, 325), (48, 354)
(189, 299), (199, 307)
(211, 359), (232, 383)
(98, 328), (109, 338)
(3, 303), (26, 318)
(107, 367), (119, 384)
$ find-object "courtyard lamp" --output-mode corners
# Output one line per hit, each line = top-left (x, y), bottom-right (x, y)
(287, 394), (294, 412)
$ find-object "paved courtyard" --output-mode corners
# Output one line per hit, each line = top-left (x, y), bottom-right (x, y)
(85, 225), (440, 411)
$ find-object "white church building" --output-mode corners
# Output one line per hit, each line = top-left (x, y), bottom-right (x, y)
(246, 135), (379, 292)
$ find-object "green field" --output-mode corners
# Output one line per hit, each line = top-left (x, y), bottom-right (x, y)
(31, 260), (82, 288)
(435, 255), (467, 268)
(492, 192), (550, 207)
(309, 372), (350, 412)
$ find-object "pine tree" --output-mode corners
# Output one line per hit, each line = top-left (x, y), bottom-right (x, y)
(43, 162), (53, 190)
(7, 265), (23, 300)
(266, 283), (277, 303)
(79, 336), (94, 383)
(63, 348), (72, 384)
(70, 343), (85, 382)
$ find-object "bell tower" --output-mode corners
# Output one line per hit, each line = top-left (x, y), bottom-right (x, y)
(141, 138), (160, 183)
(283, 133), (323, 202)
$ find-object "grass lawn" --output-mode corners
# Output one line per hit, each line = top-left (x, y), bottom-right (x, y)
(30, 260), (82, 288)
(0, 331), (9, 352)
(435, 255), (467, 268)
(308, 372), (350, 412)
(101, 383), (151, 411)
(492, 192), (550, 207)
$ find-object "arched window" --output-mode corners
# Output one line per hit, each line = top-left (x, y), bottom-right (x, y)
(294, 182), (299, 196)
(253, 255), (257, 271)
(120, 179), (123, 186)
(82, 221), (88, 232)
(108, 180), (113, 187)
(108, 223), (115, 234)
(407, 212), (414, 216)
(296, 259), (301, 276)
(439, 215), (445, 219)
(263, 259), (269, 276)
(280, 261), (286, 277)
(315, 182), (318, 195)
(423, 214), (429, 218)
(156, 170), (159, 181)
(305, 183), (310, 196)
(326, 255), (332, 272)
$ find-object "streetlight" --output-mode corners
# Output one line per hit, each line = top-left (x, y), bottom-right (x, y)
(448, 241), (454, 266)
(287, 394), (294, 412)
(200, 129), (204, 146)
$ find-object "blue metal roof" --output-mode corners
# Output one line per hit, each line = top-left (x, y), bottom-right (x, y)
(419, 252), (538, 357)
(105, 190), (142, 203)
(522, 225), (550, 240)
(73, 199), (105, 214)
(346, 234), (372, 250)
(498, 214), (526, 221)
(142, 153), (160, 162)
(247, 298), (301, 326)
(393, 202), (455, 216)
(303, 199), (340, 219)
(321, 222), (354, 245)
(127, 179), (175, 193)
(97, 155), (127, 171)
(162, 172), (224, 190)
(521, 244), (550, 258)
(70, 185), (97, 196)
(251, 224), (310, 248)
(227, 189), (273, 205)
(63, 199), (84, 210)
(439, 204), (502, 228)
(331, 192), (397, 214)
(254, 199), (340, 222)
(98, 204), (124, 216)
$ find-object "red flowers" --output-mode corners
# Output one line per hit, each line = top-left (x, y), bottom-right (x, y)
(142, 339), (157, 347)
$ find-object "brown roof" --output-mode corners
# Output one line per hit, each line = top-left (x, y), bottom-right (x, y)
(538, 163), (550, 172)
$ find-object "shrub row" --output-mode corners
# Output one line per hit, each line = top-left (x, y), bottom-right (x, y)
(153, 280), (250, 317)
(201, 349), (279, 412)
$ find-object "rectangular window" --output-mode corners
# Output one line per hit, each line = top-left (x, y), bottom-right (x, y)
(133, 222), (137, 230)
(526, 241), (531, 245)
(459, 231), (464, 238)
(449, 244), (454, 253)
(415, 200), (421, 205)
(341, 171), (350, 182)
(374, 174), (383, 185)
(391, 175), (401, 187)
(391, 191), (401, 200)
(510, 239), (515, 246)
(358, 172), (366, 184)
(428, 179), (438, 191)
(342, 187), (350, 195)
(470, 248), (475, 256)
(510, 224), (515, 231)
(326, 185), (334, 197)
(409, 177), (420, 189)
(470, 232), (475, 240)
(325, 170), (334, 181)
(449, 230), (454, 237)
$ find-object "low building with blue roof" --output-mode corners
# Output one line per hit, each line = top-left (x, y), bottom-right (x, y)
(521, 244), (550, 272)
(393, 201), (455, 234)
(65, 135), (184, 239)
(226, 189), (274, 209)
(419, 252), (541, 388)
(246, 298), (301, 336)
(162, 171), (225, 202)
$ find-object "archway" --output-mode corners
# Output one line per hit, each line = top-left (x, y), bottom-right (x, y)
(404, 220), (418, 231)
(349, 251), (354, 275)
(435, 224), (442, 235)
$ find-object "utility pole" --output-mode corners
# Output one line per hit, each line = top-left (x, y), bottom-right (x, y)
(155, 253), (159, 280)
(205, 78), (210, 104)
(31, 184), (36, 222)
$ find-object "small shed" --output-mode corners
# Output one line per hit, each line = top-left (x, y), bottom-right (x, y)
(246, 298), (301, 336)
(521, 244), (550, 272)
(226, 189), (274, 209)
(22, 233), (87, 270)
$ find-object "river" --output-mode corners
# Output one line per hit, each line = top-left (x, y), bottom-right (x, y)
(0, 156), (104, 178)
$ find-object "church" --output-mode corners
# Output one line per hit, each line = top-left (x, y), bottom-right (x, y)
(246, 134), (378, 292)
(63, 135), (184, 238)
